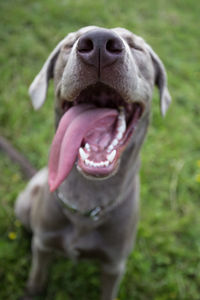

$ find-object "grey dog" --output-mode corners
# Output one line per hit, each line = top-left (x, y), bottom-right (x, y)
(15, 26), (171, 300)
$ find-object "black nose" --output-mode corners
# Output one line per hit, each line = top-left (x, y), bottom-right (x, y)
(77, 29), (124, 75)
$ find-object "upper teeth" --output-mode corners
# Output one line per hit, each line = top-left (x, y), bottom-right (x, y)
(107, 107), (126, 152)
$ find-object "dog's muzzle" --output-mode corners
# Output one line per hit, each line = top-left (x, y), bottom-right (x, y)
(77, 29), (124, 78)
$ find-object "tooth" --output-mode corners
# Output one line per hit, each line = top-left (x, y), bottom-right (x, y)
(107, 150), (116, 163)
(104, 161), (109, 167)
(116, 119), (126, 140)
(85, 159), (96, 166)
(117, 123), (125, 134)
(118, 123), (126, 135)
(112, 139), (118, 146)
(89, 160), (94, 167)
(85, 143), (91, 152)
(107, 144), (114, 152)
(85, 159), (90, 166)
(118, 108), (126, 129)
(116, 131), (123, 140)
(120, 122), (126, 132)
(118, 119), (126, 130)
(79, 148), (89, 160)
(107, 112), (126, 152)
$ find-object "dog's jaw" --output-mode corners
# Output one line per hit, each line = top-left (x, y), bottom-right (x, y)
(76, 101), (143, 178)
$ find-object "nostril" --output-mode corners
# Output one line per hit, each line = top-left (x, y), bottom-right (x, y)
(77, 38), (94, 53)
(106, 38), (123, 54)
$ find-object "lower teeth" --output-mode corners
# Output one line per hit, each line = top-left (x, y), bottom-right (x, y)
(85, 159), (110, 167)
(79, 147), (116, 168)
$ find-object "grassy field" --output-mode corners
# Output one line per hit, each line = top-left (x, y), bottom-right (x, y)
(0, 0), (200, 299)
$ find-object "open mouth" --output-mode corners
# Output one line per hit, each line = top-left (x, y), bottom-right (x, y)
(48, 83), (143, 192)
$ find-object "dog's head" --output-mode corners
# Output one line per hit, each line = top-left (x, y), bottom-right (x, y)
(29, 26), (171, 191)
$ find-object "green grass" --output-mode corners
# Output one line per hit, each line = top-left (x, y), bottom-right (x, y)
(0, 0), (200, 299)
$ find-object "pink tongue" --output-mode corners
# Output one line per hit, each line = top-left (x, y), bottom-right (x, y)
(48, 104), (118, 192)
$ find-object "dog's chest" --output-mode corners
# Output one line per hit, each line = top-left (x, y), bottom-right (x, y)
(40, 218), (102, 260)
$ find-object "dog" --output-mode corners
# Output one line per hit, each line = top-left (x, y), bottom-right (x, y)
(15, 26), (171, 300)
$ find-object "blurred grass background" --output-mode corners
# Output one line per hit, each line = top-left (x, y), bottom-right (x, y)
(0, 0), (200, 299)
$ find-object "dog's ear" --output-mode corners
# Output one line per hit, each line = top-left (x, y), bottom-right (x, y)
(29, 36), (70, 110)
(146, 45), (172, 116)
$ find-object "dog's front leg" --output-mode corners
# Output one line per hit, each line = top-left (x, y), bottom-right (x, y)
(100, 261), (125, 300)
(25, 236), (52, 297)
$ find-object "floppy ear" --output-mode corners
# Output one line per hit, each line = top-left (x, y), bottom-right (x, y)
(29, 36), (69, 110)
(146, 45), (172, 116)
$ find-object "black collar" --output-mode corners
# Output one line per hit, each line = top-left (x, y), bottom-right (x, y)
(55, 190), (103, 221)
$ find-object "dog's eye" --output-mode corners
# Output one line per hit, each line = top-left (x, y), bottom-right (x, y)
(63, 43), (73, 51)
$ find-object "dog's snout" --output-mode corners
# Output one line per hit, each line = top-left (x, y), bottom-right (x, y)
(77, 29), (124, 73)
